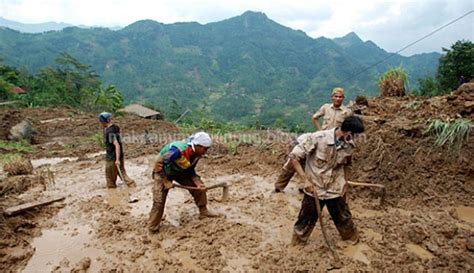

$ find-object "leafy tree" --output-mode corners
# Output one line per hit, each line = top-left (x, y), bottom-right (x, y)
(437, 40), (474, 92)
(413, 76), (441, 97)
(93, 85), (124, 113)
(0, 78), (14, 100)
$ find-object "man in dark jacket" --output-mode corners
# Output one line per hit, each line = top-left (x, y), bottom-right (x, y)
(99, 112), (136, 188)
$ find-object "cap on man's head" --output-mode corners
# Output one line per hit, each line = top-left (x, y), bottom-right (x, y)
(332, 87), (345, 97)
(98, 112), (112, 123)
(188, 132), (212, 149)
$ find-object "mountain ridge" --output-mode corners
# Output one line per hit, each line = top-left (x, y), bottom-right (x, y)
(0, 11), (441, 129)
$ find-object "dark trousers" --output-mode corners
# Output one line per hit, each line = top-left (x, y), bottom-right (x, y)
(294, 193), (357, 243)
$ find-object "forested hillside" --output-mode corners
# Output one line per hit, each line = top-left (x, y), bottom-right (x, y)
(0, 11), (440, 129)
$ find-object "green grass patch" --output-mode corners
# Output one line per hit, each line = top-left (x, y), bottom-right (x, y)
(425, 118), (472, 149)
(0, 140), (35, 153)
(0, 153), (23, 164)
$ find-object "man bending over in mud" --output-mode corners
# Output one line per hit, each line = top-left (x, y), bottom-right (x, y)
(290, 116), (364, 245)
(148, 132), (221, 233)
(99, 112), (136, 188)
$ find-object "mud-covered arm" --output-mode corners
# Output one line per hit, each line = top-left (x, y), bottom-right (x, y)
(343, 155), (353, 181)
(113, 138), (120, 164)
(288, 137), (317, 181)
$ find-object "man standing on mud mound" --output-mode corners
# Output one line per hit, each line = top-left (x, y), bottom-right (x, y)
(99, 112), (136, 188)
(290, 116), (364, 245)
(148, 132), (221, 233)
(312, 87), (352, 131)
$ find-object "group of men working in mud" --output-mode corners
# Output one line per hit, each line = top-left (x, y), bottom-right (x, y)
(98, 87), (369, 246)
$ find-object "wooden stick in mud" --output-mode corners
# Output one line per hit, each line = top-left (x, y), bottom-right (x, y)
(312, 189), (341, 265)
(4, 196), (65, 216)
(348, 181), (386, 205)
(171, 181), (229, 202)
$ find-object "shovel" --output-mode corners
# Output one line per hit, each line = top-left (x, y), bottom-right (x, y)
(171, 181), (229, 202)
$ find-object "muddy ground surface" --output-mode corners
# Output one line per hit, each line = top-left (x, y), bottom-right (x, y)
(1, 83), (473, 272)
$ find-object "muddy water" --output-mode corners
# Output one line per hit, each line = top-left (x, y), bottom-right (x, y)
(22, 156), (149, 271)
(22, 224), (109, 272)
(456, 206), (474, 224)
(342, 243), (373, 265)
(31, 152), (105, 168)
(31, 157), (78, 168)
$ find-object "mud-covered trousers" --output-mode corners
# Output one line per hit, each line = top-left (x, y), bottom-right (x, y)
(274, 158), (306, 191)
(293, 193), (357, 242)
(105, 158), (135, 188)
(147, 174), (207, 232)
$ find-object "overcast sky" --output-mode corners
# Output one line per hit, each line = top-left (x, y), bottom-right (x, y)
(1, 0), (472, 56)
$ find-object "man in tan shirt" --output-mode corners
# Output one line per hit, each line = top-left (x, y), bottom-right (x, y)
(312, 87), (352, 130)
(289, 116), (364, 244)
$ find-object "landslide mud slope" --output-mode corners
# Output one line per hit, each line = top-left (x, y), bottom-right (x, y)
(1, 83), (473, 271)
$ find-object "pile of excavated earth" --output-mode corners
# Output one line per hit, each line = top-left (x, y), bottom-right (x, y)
(0, 82), (473, 271)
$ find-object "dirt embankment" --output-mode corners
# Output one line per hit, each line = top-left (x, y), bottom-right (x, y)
(352, 83), (473, 207)
(0, 83), (473, 272)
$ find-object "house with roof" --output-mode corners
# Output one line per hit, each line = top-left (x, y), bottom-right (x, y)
(121, 104), (162, 120)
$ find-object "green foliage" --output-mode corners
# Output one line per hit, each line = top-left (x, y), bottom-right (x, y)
(0, 77), (15, 100)
(93, 85), (124, 113)
(425, 118), (472, 149)
(0, 53), (124, 112)
(437, 40), (474, 93)
(0, 13), (441, 129)
(378, 67), (408, 96)
(403, 100), (421, 110)
(413, 76), (441, 97)
(226, 141), (238, 155)
(0, 139), (35, 153)
(89, 131), (106, 149)
(0, 153), (22, 164)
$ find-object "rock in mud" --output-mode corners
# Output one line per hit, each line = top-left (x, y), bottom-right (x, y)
(71, 257), (91, 272)
(407, 224), (428, 244)
(8, 120), (36, 144)
(467, 236), (474, 252)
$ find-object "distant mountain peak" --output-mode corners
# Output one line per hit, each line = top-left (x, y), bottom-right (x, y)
(241, 11), (268, 19)
(333, 32), (364, 48)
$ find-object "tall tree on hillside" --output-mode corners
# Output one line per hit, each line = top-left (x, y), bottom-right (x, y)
(54, 53), (101, 105)
(437, 40), (474, 92)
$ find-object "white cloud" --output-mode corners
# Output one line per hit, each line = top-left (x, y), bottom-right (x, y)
(0, 0), (472, 55)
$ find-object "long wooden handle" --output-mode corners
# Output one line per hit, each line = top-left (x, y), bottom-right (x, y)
(171, 182), (228, 191)
(348, 181), (385, 188)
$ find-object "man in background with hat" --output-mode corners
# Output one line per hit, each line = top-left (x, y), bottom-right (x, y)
(274, 87), (352, 192)
(148, 132), (221, 233)
(312, 87), (352, 131)
(99, 112), (136, 188)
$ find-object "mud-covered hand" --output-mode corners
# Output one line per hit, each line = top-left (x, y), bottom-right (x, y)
(192, 176), (207, 191)
(304, 178), (317, 194)
(152, 158), (164, 179)
(153, 158), (164, 172)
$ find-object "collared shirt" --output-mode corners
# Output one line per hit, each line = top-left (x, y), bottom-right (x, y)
(289, 128), (354, 200)
(313, 103), (352, 130)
